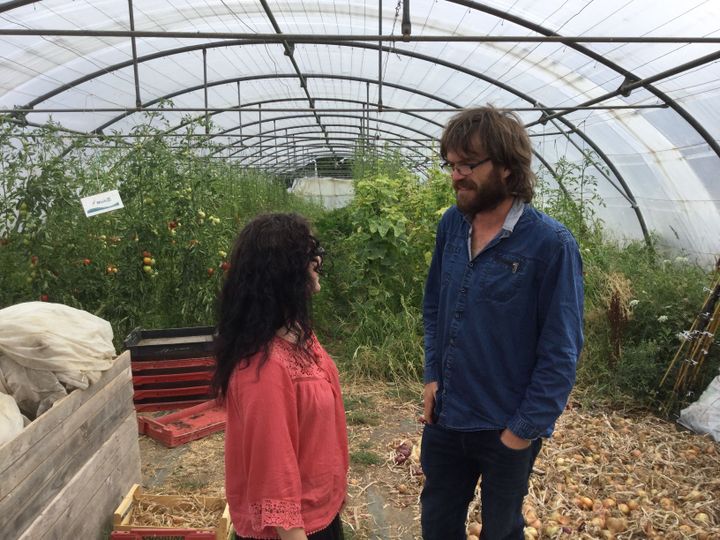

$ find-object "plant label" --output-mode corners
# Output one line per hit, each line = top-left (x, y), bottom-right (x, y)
(81, 189), (124, 217)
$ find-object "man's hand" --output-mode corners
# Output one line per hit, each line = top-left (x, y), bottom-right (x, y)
(421, 381), (438, 424)
(500, 428), (531, 450)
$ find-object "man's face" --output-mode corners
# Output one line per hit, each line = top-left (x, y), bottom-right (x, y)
(445, 150), (511, 215)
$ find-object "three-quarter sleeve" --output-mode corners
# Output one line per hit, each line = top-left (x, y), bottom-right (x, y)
(225, 354), (304, 533)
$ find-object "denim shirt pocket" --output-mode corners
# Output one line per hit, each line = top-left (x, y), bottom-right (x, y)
(476, 252), (527, 303)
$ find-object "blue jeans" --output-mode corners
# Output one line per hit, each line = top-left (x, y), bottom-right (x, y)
(420, 424), (542, 540)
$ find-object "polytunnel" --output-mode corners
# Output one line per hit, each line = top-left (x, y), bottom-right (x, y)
(1, 0), (719, 264)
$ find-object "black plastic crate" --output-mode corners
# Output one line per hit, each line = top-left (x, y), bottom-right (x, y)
(124, 326), (215, 361)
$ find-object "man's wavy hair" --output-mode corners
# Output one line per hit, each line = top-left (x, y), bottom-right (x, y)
(212, 212), (318, 401)
(440, 106), (536, 202)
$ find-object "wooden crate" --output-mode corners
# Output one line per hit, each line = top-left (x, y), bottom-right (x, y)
(0, 350), (141, 540)
(111, 484), (232, 540)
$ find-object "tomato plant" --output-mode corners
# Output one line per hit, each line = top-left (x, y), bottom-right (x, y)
(0, 114), (323, 348)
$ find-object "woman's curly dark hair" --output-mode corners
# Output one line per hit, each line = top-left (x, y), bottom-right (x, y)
(212, 213), (321, 401)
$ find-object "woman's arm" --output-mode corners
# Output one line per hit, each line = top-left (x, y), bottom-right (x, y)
(276, 526), (308, 540)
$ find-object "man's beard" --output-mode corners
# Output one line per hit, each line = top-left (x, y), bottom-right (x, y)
(454, 168), (509, 215)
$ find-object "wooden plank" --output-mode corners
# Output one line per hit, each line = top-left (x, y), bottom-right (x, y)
(218, 504), (231, 540)
(0, 377), (135, 534)
(112, 483), (140, 526)
(0, 360), (132, 502)
(19, 412), (140, 540)
(52, 413), (141, 540)
(0, 351), (130, 479)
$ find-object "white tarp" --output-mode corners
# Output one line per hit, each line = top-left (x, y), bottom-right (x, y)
(0, 302), (116, 420)
(678, 374), (720, 443)
(0, 392), (24, 446)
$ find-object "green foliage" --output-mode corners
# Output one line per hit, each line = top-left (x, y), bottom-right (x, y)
(534, 151), (718, 412)
(2, 118), (717, 417)
(0, 115), (322, 348)
(577, 241), (718, 411)
(313, 161), (453, 380)
(316, 151), (719, 415)
(535, 152), (605, 250)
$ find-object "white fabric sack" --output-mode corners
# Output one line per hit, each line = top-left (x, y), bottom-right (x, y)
(0, 301), (115, 390)
(0, 356), (68, 419)
(0, 391), (24, 446)
(678, 374), (720, 442)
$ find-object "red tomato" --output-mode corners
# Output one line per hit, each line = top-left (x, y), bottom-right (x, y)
(40, 294), (49, 302)
(142, 250), (151, 258)
(207, 267), (215, 276)
(83, 258), (91, 266)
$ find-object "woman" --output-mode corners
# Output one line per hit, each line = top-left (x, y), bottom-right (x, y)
(212, 213), (348, 540)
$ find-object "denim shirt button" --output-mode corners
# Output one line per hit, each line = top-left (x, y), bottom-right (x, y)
(460, 288), (467, 294)
(455, 312), (461, 319)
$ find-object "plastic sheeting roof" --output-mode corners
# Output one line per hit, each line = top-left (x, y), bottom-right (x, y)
(1, 0), (719, 264)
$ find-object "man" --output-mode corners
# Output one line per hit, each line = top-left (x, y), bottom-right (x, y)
(420, 106), (584, 540)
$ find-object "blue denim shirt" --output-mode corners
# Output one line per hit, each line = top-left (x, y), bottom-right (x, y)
(423, 201), (584, 439)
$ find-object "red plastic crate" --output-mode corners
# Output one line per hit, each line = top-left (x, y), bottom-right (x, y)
(141, 400), (226, 447)
(132, 370), (213, 386)
(135, 396), (213, 414)
(134, 384), (211, 400)
(131, 356), (215, 372)
(130, 360), (213, 413)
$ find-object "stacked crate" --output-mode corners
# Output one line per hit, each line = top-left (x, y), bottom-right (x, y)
(124, 326), (215, 412)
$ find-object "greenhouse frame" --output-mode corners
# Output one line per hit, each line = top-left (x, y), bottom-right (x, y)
(1, 0), (719, 263)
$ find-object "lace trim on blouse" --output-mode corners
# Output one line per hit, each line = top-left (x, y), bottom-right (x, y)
(250, 499), (303, 531)
(274, 336), (325, 379)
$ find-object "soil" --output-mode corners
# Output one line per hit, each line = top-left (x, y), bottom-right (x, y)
(137, 381), (720, 540)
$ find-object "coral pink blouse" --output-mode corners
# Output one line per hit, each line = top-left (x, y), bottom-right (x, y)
(225, 335), (348, 539)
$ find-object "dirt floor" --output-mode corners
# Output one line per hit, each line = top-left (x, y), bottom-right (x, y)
(137, 381), (720, 539)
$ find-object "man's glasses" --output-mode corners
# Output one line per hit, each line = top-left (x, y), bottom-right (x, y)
(440, 157), (492, 175)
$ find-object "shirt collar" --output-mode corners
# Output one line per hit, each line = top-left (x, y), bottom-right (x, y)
(462, 198), (526, 233)
(501, 198), (526, 234)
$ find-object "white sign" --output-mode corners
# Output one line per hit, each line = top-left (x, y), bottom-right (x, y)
(81, 189), (124, 217)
